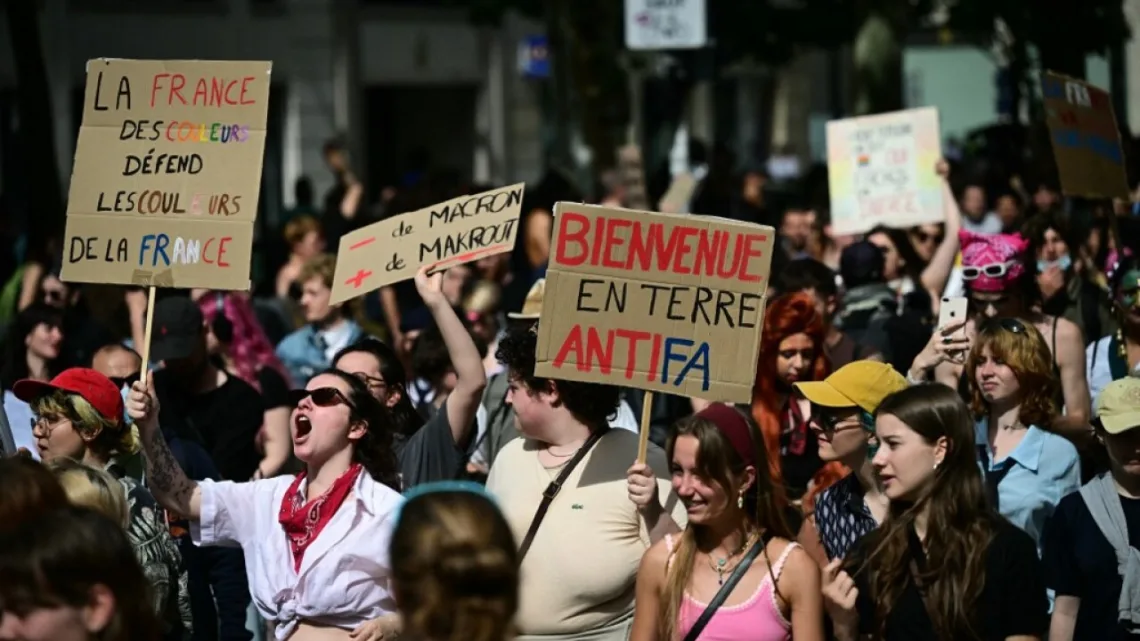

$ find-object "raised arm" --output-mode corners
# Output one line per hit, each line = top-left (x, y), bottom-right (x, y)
(127, 375), (202, 519)
(415, 265), (487, 445)
(920, 160), (963, 302)
(1051, 318), (1093, 440)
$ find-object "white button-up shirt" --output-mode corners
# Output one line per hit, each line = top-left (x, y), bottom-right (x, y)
(191, 471), (403, 640)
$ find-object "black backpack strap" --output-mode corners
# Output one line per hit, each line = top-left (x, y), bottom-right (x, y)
(516, 427), (610, 562)
(681, 533), (771, 641)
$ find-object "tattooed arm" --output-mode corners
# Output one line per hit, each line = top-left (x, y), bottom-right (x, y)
(127, 375), (203, 520)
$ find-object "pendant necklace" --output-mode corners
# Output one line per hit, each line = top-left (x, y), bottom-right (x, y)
(706, 532), (755, 585)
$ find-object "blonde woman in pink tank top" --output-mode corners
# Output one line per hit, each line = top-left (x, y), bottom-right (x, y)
(628, 405), (824, 641)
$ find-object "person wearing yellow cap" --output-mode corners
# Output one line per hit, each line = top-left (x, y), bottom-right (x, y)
(1043, 377), (1140, 640)
(792, 360), (908, 566)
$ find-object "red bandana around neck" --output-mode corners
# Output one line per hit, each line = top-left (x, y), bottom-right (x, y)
(278, 463), (363, 571)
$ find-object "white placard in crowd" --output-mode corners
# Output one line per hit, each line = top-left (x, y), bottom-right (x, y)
(624, 0), (707, 50)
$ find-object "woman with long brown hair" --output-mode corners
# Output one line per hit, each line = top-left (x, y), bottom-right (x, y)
(0, 505), (163, 641)
(630, 404), (823, 641)
(751, 292), (845, 508)
(823, 384), (1049, 641)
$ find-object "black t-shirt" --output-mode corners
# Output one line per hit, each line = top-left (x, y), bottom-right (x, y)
(1043, 490), (1140, 640)
(155, 370), (264, 482)
(256, 367), (291, 410)
(391, 399), (469, 491)
(850, 518), (1049, 640)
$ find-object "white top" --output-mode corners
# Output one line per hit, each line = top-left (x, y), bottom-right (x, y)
(191, 471), (404, 640)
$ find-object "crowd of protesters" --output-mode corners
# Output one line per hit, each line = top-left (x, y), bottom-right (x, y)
(1, 134), (1140, 641)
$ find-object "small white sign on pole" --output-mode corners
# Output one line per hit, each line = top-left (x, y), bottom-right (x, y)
(625, 0), (707, 51)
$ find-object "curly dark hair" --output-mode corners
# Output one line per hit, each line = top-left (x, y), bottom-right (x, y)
(322, 369), (401, 490)
(334, 338), (424, 438)
(494, 324), (620, 429)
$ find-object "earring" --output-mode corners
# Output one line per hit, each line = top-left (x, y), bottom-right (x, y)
(737, 493), (744, 509)
(933, 461), (940, 471)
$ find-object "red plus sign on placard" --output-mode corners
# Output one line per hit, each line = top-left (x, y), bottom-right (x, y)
(346, 269), (373, 289)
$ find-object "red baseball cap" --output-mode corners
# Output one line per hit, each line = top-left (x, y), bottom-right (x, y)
(13, 368), (125, 424)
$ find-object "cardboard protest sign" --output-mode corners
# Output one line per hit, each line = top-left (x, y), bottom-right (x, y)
(329, 183), (525, 305)
(1042, 73), (1129, 200)
(826, 107), (943, 236)
(534, 204), (774, 403)
(658, 172), (698, 213)
(62, 59), (271, 290)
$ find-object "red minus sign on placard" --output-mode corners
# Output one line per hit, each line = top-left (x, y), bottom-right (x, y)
(349, 237), (376, 251)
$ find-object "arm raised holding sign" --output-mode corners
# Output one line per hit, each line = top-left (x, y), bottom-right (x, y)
(415, 265), (487, 450)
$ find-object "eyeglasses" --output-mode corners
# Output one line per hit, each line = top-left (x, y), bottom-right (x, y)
(30, 416), (70, 438)
(810, 408), (863, 435)
(109, 372), (142, 389)
(979, 317), (1027, 334)
(962, 261), (1017, 281)
(912, 230), (944, 244)
(288, 387), (354, 409)
(351, 372), (388, 391)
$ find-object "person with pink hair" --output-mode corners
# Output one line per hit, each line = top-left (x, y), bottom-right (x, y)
(907, 231), (1092, 444)
(199, 291), (296, 479)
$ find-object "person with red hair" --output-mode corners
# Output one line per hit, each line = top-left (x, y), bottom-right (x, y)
(751, 292), (846, 510)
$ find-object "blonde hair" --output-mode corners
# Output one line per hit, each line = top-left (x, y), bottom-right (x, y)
(30, 390), (140, 460)
(283, 215), (323, 247)
(299, 253), (338, 290)
(391, 490), (518, 641)
(45, 458), (129, 529)
(463, 281), (502, 316)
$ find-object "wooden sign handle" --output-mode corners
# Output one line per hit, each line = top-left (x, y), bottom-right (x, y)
(636, 390), (655, 464)
(138, 287), (157, 386)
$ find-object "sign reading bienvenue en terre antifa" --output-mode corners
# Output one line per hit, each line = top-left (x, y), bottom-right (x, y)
(329, 183), (525, 305)
(535, 204), (774, 404)
(62, 59), (271, 290)
(1042, 72), (1129, 200)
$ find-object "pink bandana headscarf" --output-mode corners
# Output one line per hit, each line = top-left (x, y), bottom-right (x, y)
(959, 231), (1029, 292)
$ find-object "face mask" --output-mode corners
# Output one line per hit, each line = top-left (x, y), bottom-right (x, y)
(1037, 254), (1072, 273)
(120, 384), (134, 426)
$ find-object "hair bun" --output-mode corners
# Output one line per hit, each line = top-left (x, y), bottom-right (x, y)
(434, 541), (515, 597)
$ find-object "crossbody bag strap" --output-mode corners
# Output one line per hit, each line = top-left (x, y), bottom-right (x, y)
(681, 532), (772, 641)
(516, 427), (611, 562)
(906, 524), (934, 616)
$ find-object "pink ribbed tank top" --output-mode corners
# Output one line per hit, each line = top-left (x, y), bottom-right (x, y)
(666, 534), (796, 641)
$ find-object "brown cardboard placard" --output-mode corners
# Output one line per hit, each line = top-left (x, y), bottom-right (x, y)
(61, 58), (271, 290)
(1042, 72), (1129, 200)
(329, 183), (525, 305)
(535, 203), (774, 404)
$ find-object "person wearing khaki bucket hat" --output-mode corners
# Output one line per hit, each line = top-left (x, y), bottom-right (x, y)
(1043, 377), (1140, 640)
(792, 360), (908, 566)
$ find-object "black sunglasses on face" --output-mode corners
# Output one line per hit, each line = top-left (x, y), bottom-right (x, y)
(288, 387), (353, 409)
(811, 408), (860, 434)
(912, 231), (944, 244)
(110, 372), (142, 389)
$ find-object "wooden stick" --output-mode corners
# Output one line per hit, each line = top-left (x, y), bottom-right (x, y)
(138, 287), (157, 385)
(636, 390), (654, 464)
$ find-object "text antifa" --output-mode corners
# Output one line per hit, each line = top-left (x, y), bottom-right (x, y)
(554, 212), (768, 283)
(547, 279), (764, 393)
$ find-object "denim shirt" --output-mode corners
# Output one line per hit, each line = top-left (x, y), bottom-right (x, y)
(275, 320), (363, 386)
(975, 418), (1081, 557)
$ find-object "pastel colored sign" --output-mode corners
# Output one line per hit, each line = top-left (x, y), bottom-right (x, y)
(62, 58), (271, 290)
(826, 107), (943, 236)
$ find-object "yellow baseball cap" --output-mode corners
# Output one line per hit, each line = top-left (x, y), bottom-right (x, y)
(1096, 378), (1140, 434)
(794, 360), (908, 413)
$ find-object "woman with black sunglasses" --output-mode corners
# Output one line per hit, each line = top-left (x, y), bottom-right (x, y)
(127, 368), (404, 641)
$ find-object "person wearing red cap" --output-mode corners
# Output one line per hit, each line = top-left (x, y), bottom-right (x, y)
(13, 367), (191, 640)
(630, 404), (824, 641)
